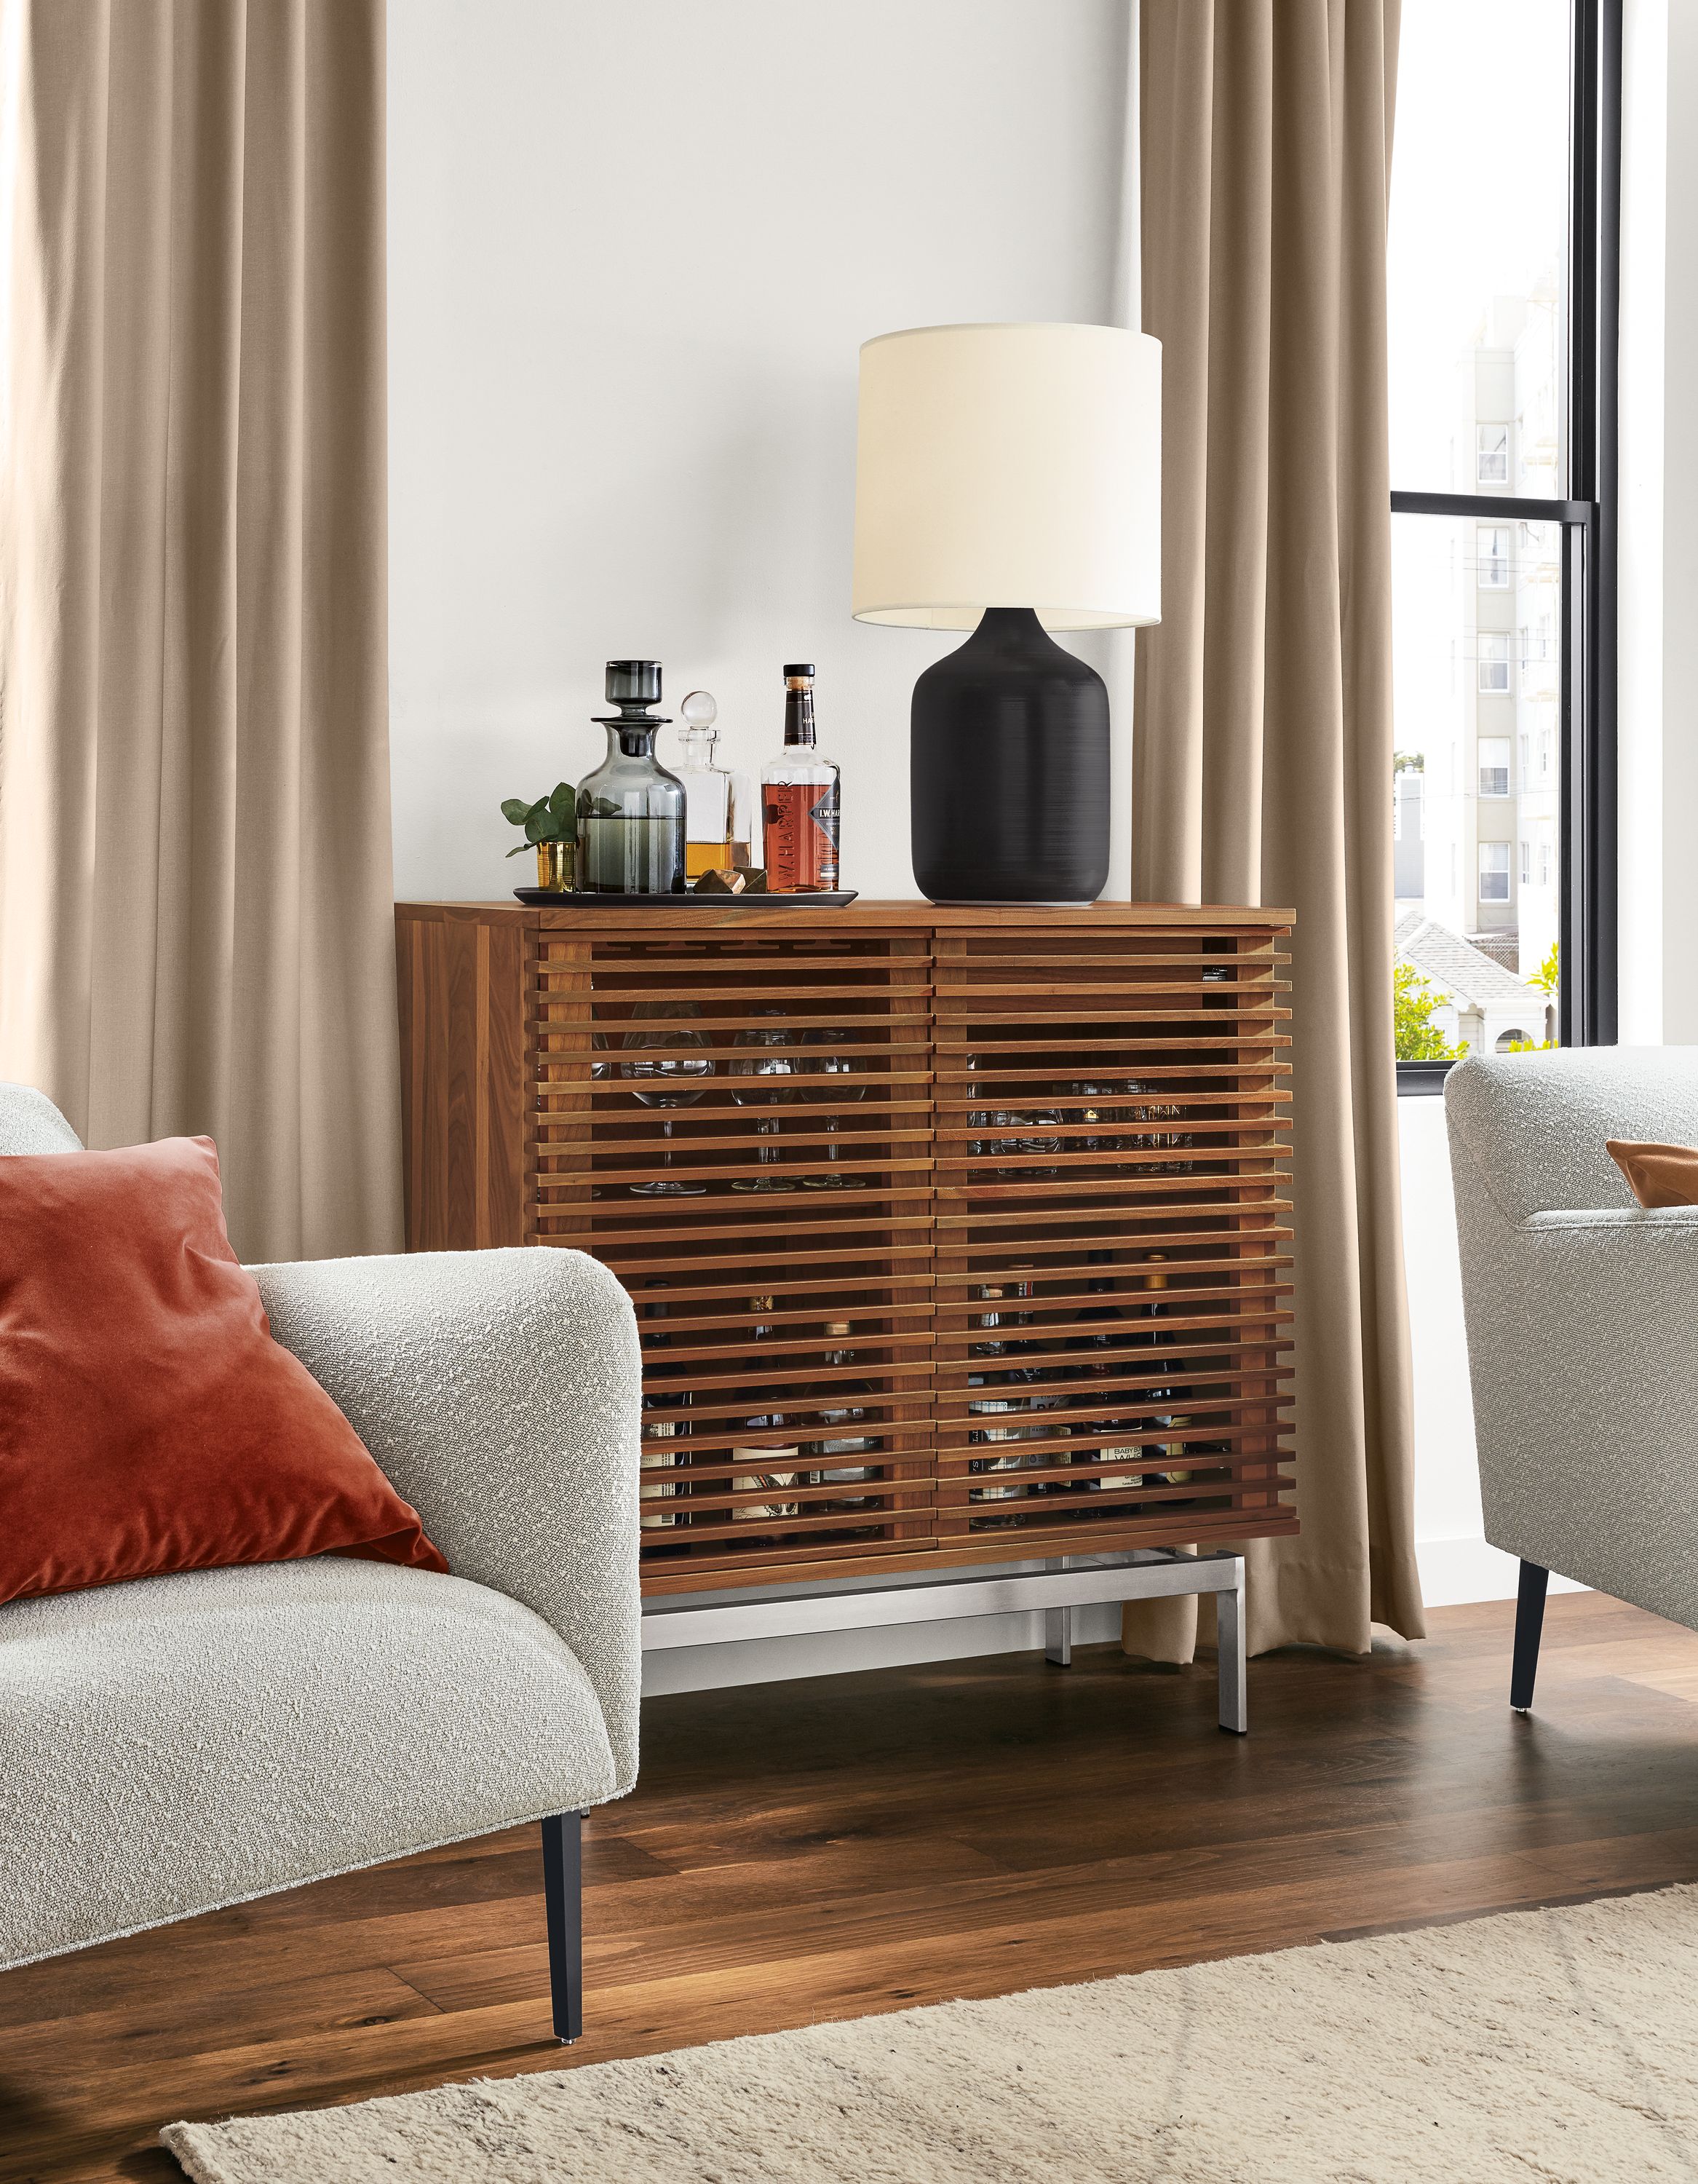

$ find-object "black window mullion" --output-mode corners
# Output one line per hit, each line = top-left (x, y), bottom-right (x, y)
(1558, 517), (1586, 1051)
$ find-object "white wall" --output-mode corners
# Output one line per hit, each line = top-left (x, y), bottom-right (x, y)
(386, 0), (1135, 909)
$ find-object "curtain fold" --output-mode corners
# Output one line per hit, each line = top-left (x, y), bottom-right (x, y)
(0, 0), (400, 1263)
(1125, 0), (1424, 1661)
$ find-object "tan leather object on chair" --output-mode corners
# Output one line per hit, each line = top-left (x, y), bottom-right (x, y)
(1606, 1139), (1698, 1208)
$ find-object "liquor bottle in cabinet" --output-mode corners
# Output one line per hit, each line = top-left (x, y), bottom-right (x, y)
(675, 689), (755, 878)
(966, 1278), (1058, 1523)
(804, 1321), (879, 1512)
(731, 1296), (802, 1522)
(1138, 1255), (1193, 1488)
(640, 1284), (685, 1529)
(762, 663), (841, 891)
(1060, 1250), (1121, 1492)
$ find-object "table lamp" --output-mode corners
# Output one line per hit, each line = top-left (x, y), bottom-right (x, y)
(852, 322), (1161, 904)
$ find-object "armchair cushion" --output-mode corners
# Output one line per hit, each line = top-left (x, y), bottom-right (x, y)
(0, 1136), (448, 1605)
(0, 1557), (616, 1969)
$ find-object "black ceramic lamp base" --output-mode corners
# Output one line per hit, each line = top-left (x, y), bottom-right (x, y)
(909, 607), (1110, 905)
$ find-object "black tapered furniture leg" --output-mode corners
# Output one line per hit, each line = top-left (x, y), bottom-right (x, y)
(541, 1810), (584, 2043)
(1510, 1560), (1549, 1713)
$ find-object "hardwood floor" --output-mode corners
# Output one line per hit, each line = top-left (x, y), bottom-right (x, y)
(7, 1590), (1698, 2183)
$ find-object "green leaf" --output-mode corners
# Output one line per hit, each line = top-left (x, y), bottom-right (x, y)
(548, 781), (576, 823)
(504, 841), (533, 857)
(525, 805), (566, 844)
(500, 797), (532, 827)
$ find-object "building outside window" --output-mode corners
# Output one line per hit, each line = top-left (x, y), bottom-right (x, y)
(1477, 633), (1512, 694)
(1478, 736), (1512, 796)
(1477, 525), (1511, 585)
(1520, 839), (1531, 884)
(1477, 422), (1510, 483)
(1480, 841), (1511, 903)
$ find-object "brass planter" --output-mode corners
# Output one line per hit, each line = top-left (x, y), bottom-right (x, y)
(535, 839), (574, 891)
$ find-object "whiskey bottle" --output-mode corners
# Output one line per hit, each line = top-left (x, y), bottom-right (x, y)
(762, 663), (841, 891)
(1138, 1254), (1191, 1487)
(804, 1321), (878, 1509)
(731, 1294), (801, 1521)
(675, 690), (755, 879)
(639, 1283), (685, 1530)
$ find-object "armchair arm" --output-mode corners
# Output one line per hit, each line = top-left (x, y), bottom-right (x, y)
(250, 1248), (641, 1792)
(1453, 1166), (1698, 1630)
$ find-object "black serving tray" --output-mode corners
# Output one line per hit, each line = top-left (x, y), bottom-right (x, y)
(513, 888), (860, 909)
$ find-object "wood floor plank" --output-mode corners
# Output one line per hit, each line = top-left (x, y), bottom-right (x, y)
(6, 1592), (1698, 2184)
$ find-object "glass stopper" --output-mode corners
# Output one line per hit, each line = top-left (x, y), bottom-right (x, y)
(680, 689), (718, 730)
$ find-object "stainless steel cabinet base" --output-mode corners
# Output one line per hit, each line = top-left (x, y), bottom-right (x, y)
(643, 1547), (1250, 1735)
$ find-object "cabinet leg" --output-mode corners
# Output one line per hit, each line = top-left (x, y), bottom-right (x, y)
(1217, 1559), (1247, 1734)
(1045, 1605), (1073, 1666)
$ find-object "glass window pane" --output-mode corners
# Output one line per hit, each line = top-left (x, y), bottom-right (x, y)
(1389, 1), (1570, 496)
(1394, 514), (1562, 1056)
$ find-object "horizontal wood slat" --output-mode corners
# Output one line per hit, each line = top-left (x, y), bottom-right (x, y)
(397, 901), (1297, 1592)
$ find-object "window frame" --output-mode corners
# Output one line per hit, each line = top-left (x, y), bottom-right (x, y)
(1394, 0), (1619, 1096)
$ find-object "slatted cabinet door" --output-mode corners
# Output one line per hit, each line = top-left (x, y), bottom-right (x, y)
(531, 922), (939, 1594)
(930, 922), (1296, 1559)
(395, 901), (1298, 1597)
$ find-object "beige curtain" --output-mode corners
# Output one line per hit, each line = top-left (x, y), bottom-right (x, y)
(1124, 0), (1424, 1659)
(0, 0), (400, 1263)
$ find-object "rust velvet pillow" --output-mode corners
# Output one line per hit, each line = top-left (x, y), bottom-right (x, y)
(0, 1136), (447, 1606)
(1606, 1139), (1698, 1209)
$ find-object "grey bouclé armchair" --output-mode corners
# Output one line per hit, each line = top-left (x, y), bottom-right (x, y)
(1447, 1047), (1698, 1714)
(0, 1083), (641, 2042)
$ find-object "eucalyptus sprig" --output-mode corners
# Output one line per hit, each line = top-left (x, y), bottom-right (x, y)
(501, 783), (576, 855)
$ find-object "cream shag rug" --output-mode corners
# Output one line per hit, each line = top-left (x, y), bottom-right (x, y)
(164, 1883), (1698, 2183)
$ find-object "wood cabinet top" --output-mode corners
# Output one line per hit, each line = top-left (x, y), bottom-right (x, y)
(394, 898), (1294, 933)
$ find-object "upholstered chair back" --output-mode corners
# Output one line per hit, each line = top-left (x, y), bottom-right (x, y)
(1445, 1047), (1698, 1224)
(0, 1085), (82, 1158)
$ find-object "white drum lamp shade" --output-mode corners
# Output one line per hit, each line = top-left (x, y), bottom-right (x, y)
(852, 322), (1162, 631)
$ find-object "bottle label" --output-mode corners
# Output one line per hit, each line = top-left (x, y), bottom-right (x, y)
(763, 782), (840, 889)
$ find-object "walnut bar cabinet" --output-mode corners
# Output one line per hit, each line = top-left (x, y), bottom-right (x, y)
(395, 899), (1296, 1712)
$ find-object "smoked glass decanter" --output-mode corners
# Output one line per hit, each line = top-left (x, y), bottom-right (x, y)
(674, 690), (755, 879)
(574, 660), (687, 894)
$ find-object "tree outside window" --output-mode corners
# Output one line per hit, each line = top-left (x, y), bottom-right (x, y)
(1394, 963), (1466, 1061)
